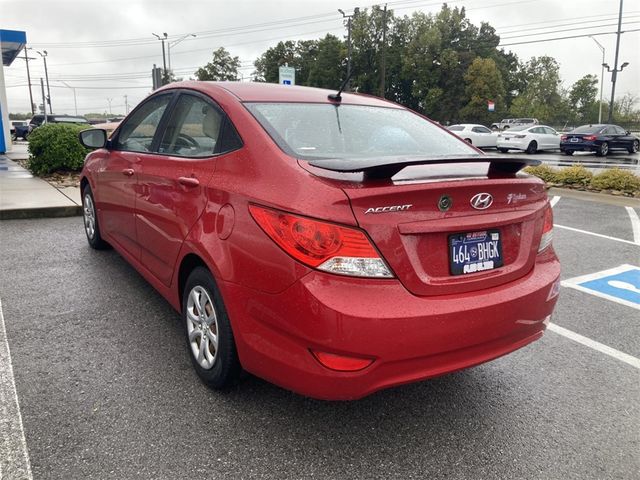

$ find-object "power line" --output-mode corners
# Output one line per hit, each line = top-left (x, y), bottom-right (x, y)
(500, 27), (640, 47)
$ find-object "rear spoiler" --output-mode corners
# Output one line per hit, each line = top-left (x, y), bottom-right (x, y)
(307, 155), (541, 180)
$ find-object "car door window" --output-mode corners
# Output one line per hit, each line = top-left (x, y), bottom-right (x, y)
(472, 126), (491, 134)
(602, 127), (614, 135)
(544, 127), (557, 135)
(114, 94), (173, 152)
(614, 126), (626, 135)
(158, 94), (223, 157)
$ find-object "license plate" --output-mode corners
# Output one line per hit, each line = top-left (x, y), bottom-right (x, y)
(449, 230), (503, 275)
(504, 136), (511, 140)
(570, 137), (579, 142)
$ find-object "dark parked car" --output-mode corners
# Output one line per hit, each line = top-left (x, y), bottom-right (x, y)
(78, 81), (560, 400)
(11, 120), (29, 140)
(560, 124), (639, 156)
(17, 114), (90, 139)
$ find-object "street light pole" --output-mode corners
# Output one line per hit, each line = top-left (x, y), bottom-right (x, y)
(168, 33), (196, 72)
(40, 78), (47, 120)
(18, 48), (36, 115)
(607, 0), (624, 123)
(152, 33), (168, 83)
(589, 37), (605, 124)
(338, 7), (359, 91)
(106, 98), (113, 116)
(59, 81), (77, 115)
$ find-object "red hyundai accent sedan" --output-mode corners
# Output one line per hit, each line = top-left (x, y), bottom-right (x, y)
(79, 81), (560, 400)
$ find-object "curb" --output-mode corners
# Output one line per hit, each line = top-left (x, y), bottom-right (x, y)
(547, 187), (640, 207)
(0, 205), (82, 220)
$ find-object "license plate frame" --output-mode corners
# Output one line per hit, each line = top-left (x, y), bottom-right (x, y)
(449, 229), (504, 275)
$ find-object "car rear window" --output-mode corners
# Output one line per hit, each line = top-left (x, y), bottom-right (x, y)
(53, 116), (89, 124)
(245, 103), (476, 160)
(508, 125), (528, 131)
(572, 125), (602, 134)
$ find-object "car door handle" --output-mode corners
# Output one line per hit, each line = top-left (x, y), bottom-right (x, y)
(122, 168), (134, 176)
(178, 176), (199, 187)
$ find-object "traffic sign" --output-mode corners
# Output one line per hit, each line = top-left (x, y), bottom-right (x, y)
(279, 66), (295, 86)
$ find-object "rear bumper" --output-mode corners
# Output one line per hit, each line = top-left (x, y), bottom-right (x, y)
(560, 142), (596, 152)
(496, 139), (527, 150)
(221, 251), (560, 400)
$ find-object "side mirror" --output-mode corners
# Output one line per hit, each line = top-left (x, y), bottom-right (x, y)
(626, 130), (631, 135)
(79, 129), (107, 149)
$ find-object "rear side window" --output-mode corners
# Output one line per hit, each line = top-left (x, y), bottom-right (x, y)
(159, 94), (222, 157)
(472, 126), (491, 133)
(114, 94), (172, 152)
(448, 125), (464, 131)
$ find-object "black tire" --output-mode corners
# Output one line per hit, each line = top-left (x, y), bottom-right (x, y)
(498, 148), (509, 153)
(628, 139), (639, 154)
(182, 267), (241, 389)
(525, 141), (537, 154)
(563, 150), (574, 156)
(464, 138), (472, 144)
(595, 142), (609, 157)
(82, 185), (109, 249)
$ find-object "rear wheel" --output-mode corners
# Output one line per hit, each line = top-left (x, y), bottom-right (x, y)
(596, 142), (609, 157)
(498, 148), (509, 153)
(525, 141), (538, 154)
(82, 185), (109, 249)
(628, 139), (639, 154)
(182, 267), (241, 389)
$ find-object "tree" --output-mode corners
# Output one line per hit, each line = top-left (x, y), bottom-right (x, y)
(307, 35), (344, 89)
(509, 56), (566, 124)
(460, 57), (506, 124)
(195, 47), (240, 81)
(569, 74), (598, 124)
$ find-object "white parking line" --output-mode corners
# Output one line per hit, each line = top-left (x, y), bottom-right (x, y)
(550, 196), (561, 208)
(0, 299), (33, 480)
(626, 206), (640, 245)
(548, 323), (640, 370)
(554, 224), (640, 246)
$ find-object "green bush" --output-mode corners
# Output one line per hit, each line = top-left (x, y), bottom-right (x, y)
(524, 164), (558, 183)
(27, 123), (92, 175)
(555, 164), (593, 186)
(591, 168), (640, 194)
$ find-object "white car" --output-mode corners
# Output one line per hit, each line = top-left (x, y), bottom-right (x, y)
(496, 125), (560, 154)
(448, 124), (498, 148)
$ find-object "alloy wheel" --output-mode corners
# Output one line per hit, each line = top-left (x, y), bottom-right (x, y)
(83, 193), (96, 240)
(186, 286), (219, 370)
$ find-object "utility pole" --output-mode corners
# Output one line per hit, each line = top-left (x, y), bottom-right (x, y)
(23, 49), (36, 115)
(152, 32), (168, 84)
(124, 95), (129, 114)
(379, 4), (388, 98)
(338, 7), (359, 91)
(40, 78), (47, 120)
(168, 33), (196, 72)
(607, 0), (626, 123)
(589, 37), (605, 124)
(106, 98), (113, 115)
(36, 50), (52, 113)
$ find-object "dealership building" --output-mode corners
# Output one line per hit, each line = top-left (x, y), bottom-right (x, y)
(0, 29), (27, 153)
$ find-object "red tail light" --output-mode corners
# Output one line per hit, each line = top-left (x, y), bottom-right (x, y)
(560, 135), (567, 141)
(311, 350), (375, 372)
(583, 135), (597, 141)
(249, 205), (393, 278)
(539, 205), (554, 252)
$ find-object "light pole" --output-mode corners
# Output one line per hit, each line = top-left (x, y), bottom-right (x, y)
(607, 0), (625, 123)
(106, 98), (113, 116)
(168, 33), (196, 72)
(589, 36), (605, 124)
(36, 50), (51, 113)
(59, 81), (77, 115)
(152, 32), (168, 83)
(17, 48), (36, 115)
(338, 7), (359, 91)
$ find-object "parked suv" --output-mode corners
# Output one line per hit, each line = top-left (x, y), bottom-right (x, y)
(20, 114), (90, 139)
(491, 118), (539, 130)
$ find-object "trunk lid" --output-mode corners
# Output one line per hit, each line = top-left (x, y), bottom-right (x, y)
(302, 160), (548, 296)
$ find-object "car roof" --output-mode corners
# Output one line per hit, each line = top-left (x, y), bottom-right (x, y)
(158, 81), (402, 108)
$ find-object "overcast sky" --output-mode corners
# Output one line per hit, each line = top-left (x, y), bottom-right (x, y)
(2, 0), (639, 116)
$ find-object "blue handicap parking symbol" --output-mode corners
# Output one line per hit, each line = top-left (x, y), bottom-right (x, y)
(562, 265), (640, 310)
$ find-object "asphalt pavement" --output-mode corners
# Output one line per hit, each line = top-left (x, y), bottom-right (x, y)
(0, 193), (638, 480)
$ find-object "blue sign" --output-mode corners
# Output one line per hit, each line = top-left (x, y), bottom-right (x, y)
(562, 265), (640, 311)
(283, 80), (291, 85)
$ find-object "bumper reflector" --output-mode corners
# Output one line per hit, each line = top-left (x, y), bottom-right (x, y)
(311, 350), (375, 372)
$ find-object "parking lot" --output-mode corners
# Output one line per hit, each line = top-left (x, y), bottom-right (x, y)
(1, 193), (639, 479)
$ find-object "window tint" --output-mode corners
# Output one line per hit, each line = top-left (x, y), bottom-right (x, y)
(114, 94), (172, 152)
(159, 94), (222, 157)
(448, 125), (464, 131)
(218, 119), (243, 153)
(602, 126), (615, 135)
(472, 126), (491, 133)
(544, 127), (557, 135)
(572, 125), (601, 134)
(247, 103), (476, 160)
(614, 126), (626, 135)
